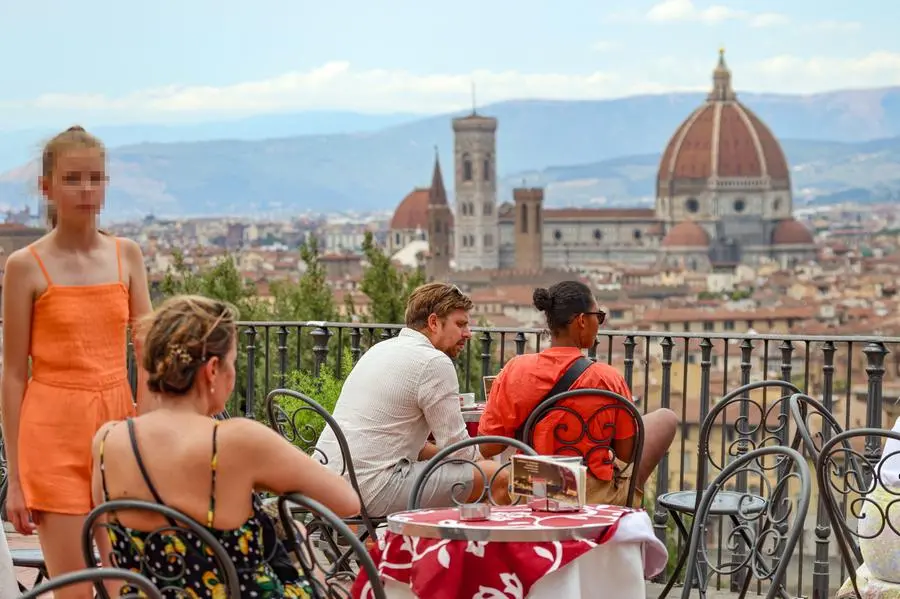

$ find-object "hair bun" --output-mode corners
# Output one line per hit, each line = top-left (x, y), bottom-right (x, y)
(66, 125), (86, 132)
(532, 287), (553, 312)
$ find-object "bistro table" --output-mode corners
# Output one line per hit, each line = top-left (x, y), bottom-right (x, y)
(352, 503), (667, 599)
(461, 405), (484, 437)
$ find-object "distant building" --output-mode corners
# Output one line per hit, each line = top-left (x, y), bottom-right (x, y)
(387, 50), (817, 274)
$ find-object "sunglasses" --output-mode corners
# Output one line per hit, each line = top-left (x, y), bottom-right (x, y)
(583, 311), (607, 326)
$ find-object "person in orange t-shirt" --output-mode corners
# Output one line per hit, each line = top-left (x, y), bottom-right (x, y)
(478, 281), (678, 507)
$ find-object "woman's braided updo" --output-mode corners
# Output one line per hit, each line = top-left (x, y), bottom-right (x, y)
(139, 295), (238, 395)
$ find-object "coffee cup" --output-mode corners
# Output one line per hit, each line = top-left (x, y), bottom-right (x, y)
(459, 393), (477, 408)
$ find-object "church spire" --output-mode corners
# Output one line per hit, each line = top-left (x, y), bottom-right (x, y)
(429, 147), (448, 205)
(709, 47), (736, 102)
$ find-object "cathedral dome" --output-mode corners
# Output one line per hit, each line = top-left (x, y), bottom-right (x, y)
(390, 188), (430, 230)
(657, 50), (790, 193)
(662, 221), (709, 247)
(772, 219), (814, 245)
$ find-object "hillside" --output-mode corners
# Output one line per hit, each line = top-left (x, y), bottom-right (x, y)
(5, 87), (900, 217)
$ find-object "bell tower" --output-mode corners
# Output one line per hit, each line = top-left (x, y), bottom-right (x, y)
(453, 111), (499, 271)
(426, 150), (452, 281)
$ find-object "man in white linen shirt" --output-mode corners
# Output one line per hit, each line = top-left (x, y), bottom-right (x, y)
(316, 282), (505, 516)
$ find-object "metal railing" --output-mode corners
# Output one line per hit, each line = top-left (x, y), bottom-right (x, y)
(128, 321), (899, 597)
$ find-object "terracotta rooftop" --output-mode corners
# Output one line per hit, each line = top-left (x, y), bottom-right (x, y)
(662, 221), (710, 248)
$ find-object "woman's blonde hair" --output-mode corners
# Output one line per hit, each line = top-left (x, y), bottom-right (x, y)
(40, 125), (105, 229)
(139, 295), (239, 395)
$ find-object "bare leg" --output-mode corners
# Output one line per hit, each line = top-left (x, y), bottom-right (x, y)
(465, 460), (510, 504)
(635, 408), (679, 487)
(35, 512), (93, 599)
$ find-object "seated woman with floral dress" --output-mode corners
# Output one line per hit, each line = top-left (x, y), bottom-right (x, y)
(90, 295), (361, 598)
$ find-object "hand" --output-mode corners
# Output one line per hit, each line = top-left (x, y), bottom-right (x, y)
(5, 480), (36, 535)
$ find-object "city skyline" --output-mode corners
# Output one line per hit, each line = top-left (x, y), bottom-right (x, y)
(1, 0), (896, 129)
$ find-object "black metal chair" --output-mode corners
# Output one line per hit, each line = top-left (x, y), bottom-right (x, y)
(408, 436), (537, 510)
(278, 492), (387, 599)
(657, 379), (802, 598)
(82, 499), (241, 599)
(816, 428), (900, 599)
(265, 389), (379, 532)
(788, 392), (849, 461)
(520, 388), (645, 508)
(265, 388), (381, 573)
(681, 446), (811, 599)
(19, 568), (163, 599)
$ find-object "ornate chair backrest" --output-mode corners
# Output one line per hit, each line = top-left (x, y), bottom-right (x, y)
(264, 388), (377, 539)
(520, 388), (644, 507)
(695, 380), (802, 501)
(408, 436), (537, 510)
(816, 428), (900, 598)
(681, 446), (811, 599)
(277, 493), (387, 599)
(83, 499), (241, 599)
(20, 568), (163, 599)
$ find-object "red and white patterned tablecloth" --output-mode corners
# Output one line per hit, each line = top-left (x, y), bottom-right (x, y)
(352, 504), (641, 599)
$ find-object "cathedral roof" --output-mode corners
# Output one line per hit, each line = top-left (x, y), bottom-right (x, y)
(390, 188), (430, 230)
(657, 50), (790, 191)
(661, 221), (710, 248)
(771, 219), (815, 245)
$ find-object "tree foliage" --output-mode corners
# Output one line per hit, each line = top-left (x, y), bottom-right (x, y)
(358, 231), (425, 323)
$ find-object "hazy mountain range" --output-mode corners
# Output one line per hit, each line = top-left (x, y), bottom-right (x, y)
(5, 87), (900, 219)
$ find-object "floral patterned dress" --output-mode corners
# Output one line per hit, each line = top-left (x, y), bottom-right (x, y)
(99, 419), (312, 598)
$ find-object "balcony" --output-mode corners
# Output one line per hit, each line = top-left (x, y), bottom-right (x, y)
(127, 322), (899, 597)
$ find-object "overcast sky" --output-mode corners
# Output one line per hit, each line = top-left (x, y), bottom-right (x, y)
(0, 0), (894, 128)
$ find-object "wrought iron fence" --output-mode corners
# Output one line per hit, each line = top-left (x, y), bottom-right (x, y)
(123, 321), (899, 598)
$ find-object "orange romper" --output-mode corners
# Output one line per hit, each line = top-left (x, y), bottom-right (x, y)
(18, 239), (136, 514)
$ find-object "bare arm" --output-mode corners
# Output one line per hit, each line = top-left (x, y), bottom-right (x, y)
(122, 239), (154, 415)
(234, 419), (361, 518)
(1, 251), (36, 486)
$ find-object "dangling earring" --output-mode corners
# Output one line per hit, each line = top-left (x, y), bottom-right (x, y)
(211, 386), (216, 396)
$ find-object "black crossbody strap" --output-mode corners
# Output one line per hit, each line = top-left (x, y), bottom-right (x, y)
(515, 356), (593, 441)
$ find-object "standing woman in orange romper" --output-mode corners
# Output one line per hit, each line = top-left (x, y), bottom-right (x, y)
(0, 126), (153, 592)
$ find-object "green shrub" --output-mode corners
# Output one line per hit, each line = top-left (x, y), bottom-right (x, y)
(274, 356), (348, 451)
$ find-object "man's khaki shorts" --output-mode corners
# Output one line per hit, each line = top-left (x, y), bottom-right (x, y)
(586, 461), (643, 508)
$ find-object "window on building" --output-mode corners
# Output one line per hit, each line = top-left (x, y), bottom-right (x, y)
(483, 155), (491, 181)
(462, 154), (473, 181)
(554, 230), (562, 241)
(461, 203), (468, 217)
(521, 204), (528, 233)
(534, 205), (541, 232)
(686, 198), (699, 213)
(593, 229), (603, 241)
(484, 234), (493, 247)
(724, 320), (735, 331)
(734, 198), (746, 213)
(611, 310), (624, 319)
(663, 323), (671, 332)
(462, 236), (468, 248)
(683, 322), (690, 332)
(395, 233), (400, 246)
(435, 221), (441, 233)
(633, 229), (642, 240)
(703, 321), (714, 332)
(483, 202), (492, 216)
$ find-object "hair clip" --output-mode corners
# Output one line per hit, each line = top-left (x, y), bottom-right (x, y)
(169, 345), (193, 365)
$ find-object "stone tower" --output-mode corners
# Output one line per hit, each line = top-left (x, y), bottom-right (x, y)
(513, 187), (543, 271)
(452, 112), (499, 270)
(426, 151), (453, 281)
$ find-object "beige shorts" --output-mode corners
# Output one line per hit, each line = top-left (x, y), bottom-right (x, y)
(586, 462), (643, 508)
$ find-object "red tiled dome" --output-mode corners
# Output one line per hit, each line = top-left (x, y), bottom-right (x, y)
(657, 51), (790, 191)
(772, 219), (814, 245)
(390, 188), (430, 230)
(662, 221), (710, 247)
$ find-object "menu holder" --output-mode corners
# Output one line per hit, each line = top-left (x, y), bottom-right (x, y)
(510, 454), (587, 512)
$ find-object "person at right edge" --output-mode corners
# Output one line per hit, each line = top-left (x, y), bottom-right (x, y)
(477, 280), (678, 507)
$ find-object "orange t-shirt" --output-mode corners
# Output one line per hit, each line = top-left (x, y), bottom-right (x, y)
(478, 347), (636, 480)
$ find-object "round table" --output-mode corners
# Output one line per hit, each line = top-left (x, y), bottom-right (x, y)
(353, 504), (668, 599)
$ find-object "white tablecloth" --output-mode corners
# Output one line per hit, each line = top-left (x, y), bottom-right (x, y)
(382, 511), (666, 599)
